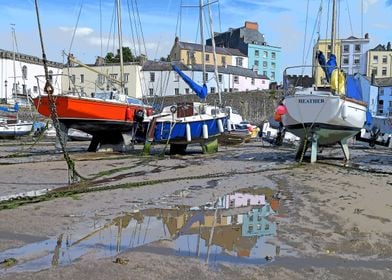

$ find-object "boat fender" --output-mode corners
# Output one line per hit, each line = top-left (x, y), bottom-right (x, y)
(134, 109), (144, 123)
(227, 119), (232, 131)
(217, 119), (224, 133)
(125, 107), (133, 121)
(202, 123), (209, 139)
(341, 103), (348, 119)
(186, 123), (192, 142)
(274, 112), (282, 122)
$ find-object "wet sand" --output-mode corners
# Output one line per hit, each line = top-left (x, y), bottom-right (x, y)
(0, 138), (391, 279)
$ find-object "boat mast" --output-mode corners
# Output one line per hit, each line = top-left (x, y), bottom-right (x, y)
(330, 0), (337, 55)
(116, 0), (124, 94)
(200, 0), (206, 86)
(11, 24), (16, 101)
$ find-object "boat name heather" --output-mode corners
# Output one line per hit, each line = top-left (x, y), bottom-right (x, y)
(298, 99), (325, 104)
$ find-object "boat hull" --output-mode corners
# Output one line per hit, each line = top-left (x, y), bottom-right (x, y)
(153, 116), (227, 144)
(282, 93), (367, 145)
(0, 121), (33, 138)
(33, 95), (147, 135)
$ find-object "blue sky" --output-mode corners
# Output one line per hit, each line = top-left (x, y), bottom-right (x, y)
(1, 0), (392, 72)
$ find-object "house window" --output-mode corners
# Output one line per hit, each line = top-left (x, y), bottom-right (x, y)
(150, 72), (155, 82)
(371, 68), (378, 75)
(271, 62), (276, 69)
(71, 74), (76, 84)
(236, 57), (243, 67)
(110, 73), (118, 80)
(248, 224), (253, 232)
(80, 74), (84, 83)
(124, 73), (129, 82)
(263, 61), (268, 68)
(210, 87), (215, 93)
(174, 88), (179, 95)
(373, 55), (378, 64)
(254, 60), (259, 66)
(124, 88), (128, 95)
(149, 88), (154, 96)
(271, 72), (275, 80)
(98, 74), (105, 85)
(383, 56), (388, 63)
(263, 71), (267, 76)
(204, 73), (208, 81)
(263, 51), (268, 58)
(354, 44), (361, 52)
(271, 52), (276, 59)
(353, 55), (360, 65)
(22, 65), (27, 80)
(174, 73), (179, 82)
(251, 78), (255, 85)
(185, 88), (190, 94)
(255, 50), (259, 57)
(234, 76), (239, 84)
(343, 44), (349, 53)
(218, 74), (222, 83)
(205, 53), (210, 62)
(342, 56), (349, 65)
(327, 44), (331, 50)
(380, 88), (384, 96)
(221, 56), (226, 65)
(382, 67), (387, 76)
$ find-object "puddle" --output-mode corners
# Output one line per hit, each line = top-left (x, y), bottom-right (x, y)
(0, 189), (281, 275)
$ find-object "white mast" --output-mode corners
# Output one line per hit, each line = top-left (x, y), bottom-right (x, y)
(11, 24), (16, 101)
(199, 0), (206, 85)
(331, 0), (337, 55)
(116, 0), (124, 94)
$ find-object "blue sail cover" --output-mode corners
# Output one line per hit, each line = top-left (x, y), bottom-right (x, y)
(172, 64), (207, 99)
(346, 75), (362, 101)
(0, 103), (19, 113)
(316, 51), (337, 82)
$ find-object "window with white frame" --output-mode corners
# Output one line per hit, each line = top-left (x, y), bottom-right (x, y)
(255, 50), (259, 57)
(210, 87), (215, 93)
(354, 55), (360, 65)
(22, 65), (27, 80)
(251, 78), (255, 85)
(342, 56), (349, 65)
(174, 73), (179, 82)
(373, 55), (379, 64)
(149, 88), (154, 96)
(234, 76), (239, 84)
(205, 53), (210, 62)
(354, 44), (361, 52)
(271, 52), (276, 59)
(150, 72), (155, 82)
(382, 67), (387, 76)
(174, 88), (179, 95)
(343, 44), (349, 53)
(383, 56), (388, 63)
(236, 57), (243, 67)
(271, 62), (276, 69)
(124, 73), (129, 82)
(263, 61), (267, 68)
(218, 74), (222, 83)
(263, 51), (268, 58)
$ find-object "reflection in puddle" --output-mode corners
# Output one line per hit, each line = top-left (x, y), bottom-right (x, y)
(0, 189), (280, 274)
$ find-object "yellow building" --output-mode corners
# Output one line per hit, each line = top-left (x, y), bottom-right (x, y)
(169, 37), (247, 67)
(313, 39), (342, 88)
(367, 43), (392, 78)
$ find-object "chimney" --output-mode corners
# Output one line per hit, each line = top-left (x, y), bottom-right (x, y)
(245, 21), (258, 31)
(387, 42), (391, 51)
(174, 36), (179, 44)
(371, 72), (375, 85)
(364, 33), (369, 39)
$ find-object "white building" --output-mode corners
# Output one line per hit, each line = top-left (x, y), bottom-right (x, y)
(340, 35), (370, 75)
(0, 49), (63, 105)
(141, 61), (270, 97)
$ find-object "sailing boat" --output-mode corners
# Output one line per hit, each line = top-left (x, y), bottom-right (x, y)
(280, 0), (368, 162)
(32, 0), (153, 152)
(143, 0), (227, 154)
(0, 26), (33, 138)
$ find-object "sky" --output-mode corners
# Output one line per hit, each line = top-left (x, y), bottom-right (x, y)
(1, 0), (392, 73)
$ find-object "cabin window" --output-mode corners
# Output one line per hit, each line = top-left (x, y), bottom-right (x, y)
(234, 76), (239, 84)
(149, 88), (154, 96)
(150, 72), (155, 82)
(218, 74), (222, 83)
(22, 65), (27, 80)
(343, 44), (349, 53)
(174, 88), (179, 95)
(255, 50), (259, 57)
(382, 56), (388, 63)
(80, 74), (84, 83)
(354, 44), (361, 52)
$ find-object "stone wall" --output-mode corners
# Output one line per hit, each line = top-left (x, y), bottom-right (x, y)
(146, 89), (284, 124)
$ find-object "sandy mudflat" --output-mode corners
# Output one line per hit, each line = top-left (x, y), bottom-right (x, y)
(0, 139), (391, 279)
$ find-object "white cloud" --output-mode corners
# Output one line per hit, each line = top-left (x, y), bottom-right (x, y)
(59, 26), (94, 37)
(363, 0), (379, 12)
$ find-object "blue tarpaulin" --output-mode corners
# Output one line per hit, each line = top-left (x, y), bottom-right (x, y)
(172, 64), (207, 99)
(345, 75), (362, 101)
(0, 103), (19, 113)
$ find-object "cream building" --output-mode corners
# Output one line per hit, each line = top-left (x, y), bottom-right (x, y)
(366, 43), (392, 78)
(63, 57), (145, 99)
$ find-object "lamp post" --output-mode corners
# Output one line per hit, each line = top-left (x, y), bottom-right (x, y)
(4, 80), (7, 104)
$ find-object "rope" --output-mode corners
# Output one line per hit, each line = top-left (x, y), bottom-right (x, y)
(34, 0), (84, 184)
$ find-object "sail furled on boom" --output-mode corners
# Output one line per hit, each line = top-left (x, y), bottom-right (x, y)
(172, 64), (207, 99)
